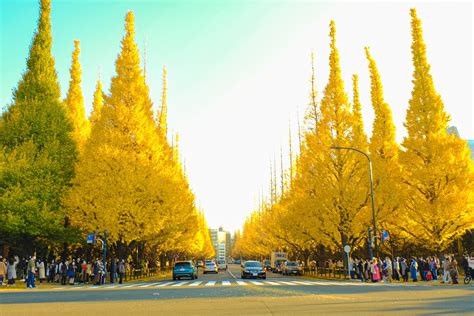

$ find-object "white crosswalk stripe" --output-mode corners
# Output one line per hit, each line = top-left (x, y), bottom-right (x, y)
(249, 281), (264, 285)
(189, 281), (202, 286)
(292, 281), (314, 285)
(278, 281), (297, 285)
(122, 283), (146, 288)
(138, 282), (160, 287)
(236, 281), (247, 286)
(172, 281), (189, 287)
(222, 281), (231, 286)
(264, 281), (280, 285)
(156, 281), (175, 287)
(205, 281), (216, 286)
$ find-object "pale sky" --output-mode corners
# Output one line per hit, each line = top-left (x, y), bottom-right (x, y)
(1, 1), (472, 233)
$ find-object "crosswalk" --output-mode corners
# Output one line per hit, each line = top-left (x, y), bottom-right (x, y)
(51, 279), (418, 290)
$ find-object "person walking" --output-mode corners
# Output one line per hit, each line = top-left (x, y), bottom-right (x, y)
(110, 259), (116, 284)
(26, 256), (36, 288)
(393, 257), (400, 281)
(450, 257), (459, 284)
(67, 261), (75, 285)
(400, 258), (409, 282)
(7, 256), (19, 286)
(61, 260), (68, 285)
(442, 255), (451, 284)
(371, 259), (381, 282)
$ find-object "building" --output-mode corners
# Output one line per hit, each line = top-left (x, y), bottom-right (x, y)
(209, 227), (231, 260)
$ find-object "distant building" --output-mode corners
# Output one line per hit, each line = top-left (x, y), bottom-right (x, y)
(209, 227), (231, 260)
(468, 140), (474, 161)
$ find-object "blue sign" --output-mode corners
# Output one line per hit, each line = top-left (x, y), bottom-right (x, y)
(381, 230), (389, 242)
(87, 234), (94, 244)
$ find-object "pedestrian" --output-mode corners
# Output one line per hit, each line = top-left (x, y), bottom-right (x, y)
(118, 259), (125, 284)
(110, 258), (116, 284)
(48, 260), (56, 283)
(449, 257), (459, 284)
(371, 259), (381, 282)
(37, 259), (46, 283)
(410, 258), (418, 282)
(26, 256), (36, 288)
(0, 256), (6, 286)
(81, 260), (88, 284)
(94, 259), (100, 285)
(61, 260), (68, 285)
(400, 258), (409, 282)
(67, 261), (75, 285)
(442, 255), (451, 284)
(393, 257), (400, 281)
(7, 256), (19, 286)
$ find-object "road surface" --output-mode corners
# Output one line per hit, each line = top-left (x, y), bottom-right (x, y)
(1, 264), (472, 315)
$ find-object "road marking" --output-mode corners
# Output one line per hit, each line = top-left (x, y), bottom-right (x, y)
(156, 282), (175, 287)
(236, 281), (247, 286)
(172, 281), (189, 287)
(227, 269), (237, 279)
(292, 281), (314, 285)
(138, 282), (160, 288)
(278, 281), (297, 285)
(189, 281), (202, 286)
(103, 285), (120, 288)
(53, 287), (66, 289)
(205, 281), (216, 286)
(264, 281), (281, 285)
(249, 281), (264, 285)
(122, 283), (146, 288)
(222, 281), (231, 286)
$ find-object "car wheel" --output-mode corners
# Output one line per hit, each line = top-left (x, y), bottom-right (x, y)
(263, 276), (266, 280)
(241, 275), (245, 279)
(191, 275), (195, 280)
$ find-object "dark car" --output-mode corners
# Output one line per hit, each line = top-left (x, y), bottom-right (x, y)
(282, 261), (302, 276)
(241, 260), (266, 279)
(263, 260), (271, 271)
(173, 261), (198, 280)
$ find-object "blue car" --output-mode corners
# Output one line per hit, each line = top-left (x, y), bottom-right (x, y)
(173, 261), (198, 280)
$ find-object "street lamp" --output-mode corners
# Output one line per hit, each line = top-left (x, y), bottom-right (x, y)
(330, 146), (377, 259)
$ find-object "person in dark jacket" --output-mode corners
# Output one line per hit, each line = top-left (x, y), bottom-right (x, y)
(110, 259), (116, 284)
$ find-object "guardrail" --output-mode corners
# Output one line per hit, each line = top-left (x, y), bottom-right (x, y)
(124, 266), (172, 281)
(302, 267), (349, 279)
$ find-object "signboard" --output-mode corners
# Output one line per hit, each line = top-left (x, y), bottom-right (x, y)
(87, 234), (95, 244)
(381, 230), (389, 242)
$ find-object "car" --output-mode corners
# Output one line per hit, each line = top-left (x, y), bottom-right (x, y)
(173, 261), (198, 280)
(234, 259), (241, 264)
(263, 259), (271, 271)
(241, 260), (266, 279)
(217, 259), (227, 270)
(203, 261), (218, 274)
(282, 261), (302, 276)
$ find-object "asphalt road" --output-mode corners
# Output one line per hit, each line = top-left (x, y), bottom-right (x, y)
(1, 264), (472, 315)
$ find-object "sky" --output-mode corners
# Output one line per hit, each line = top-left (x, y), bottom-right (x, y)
(1, 0), (472, 233)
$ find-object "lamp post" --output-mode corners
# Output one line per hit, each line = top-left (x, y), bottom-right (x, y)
(330, 146), (377, 259)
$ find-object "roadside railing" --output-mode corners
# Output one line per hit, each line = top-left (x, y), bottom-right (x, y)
(302, 267), (349, 279)
(124, 266), (172, 281)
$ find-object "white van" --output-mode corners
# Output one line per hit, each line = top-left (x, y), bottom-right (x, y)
(217, 259), (227, 270)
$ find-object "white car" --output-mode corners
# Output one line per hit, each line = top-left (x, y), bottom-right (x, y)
(217, 259), (227, 270)
(203, 261), (218, 274)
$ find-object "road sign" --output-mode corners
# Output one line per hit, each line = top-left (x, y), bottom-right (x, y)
(343, 245), (351, 253)
(87, 234), (94, 244)
(382, 230), (389, 242)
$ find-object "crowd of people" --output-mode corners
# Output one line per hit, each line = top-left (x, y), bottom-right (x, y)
(0, 255), (128, 288)
(343, 255), (463, 284)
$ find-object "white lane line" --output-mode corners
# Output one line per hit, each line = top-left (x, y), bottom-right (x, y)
(122, 283), (146, 288)
(292, 281), (314, 285)
(222, 281), (231, 286)
(278, 281), (298, 285)
(156, 282), (175, 287)
(189, 281), (202, 286)
(227, 269), (237, 279)
(264, 281), (281, 285)
(103, 285), (120, 288)
(236, 281), (247, 286)
(205, 281), (216, 286)
(249, 281), (264, 285)
(172, 281), (189, 287)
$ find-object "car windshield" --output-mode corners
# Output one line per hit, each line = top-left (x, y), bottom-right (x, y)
(286, 262), (298, 267)
(245, 261), (261, 268)
(207, 262), (216, 267)
(218, 260), (225, 264)
(175, 262), (192, 268)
